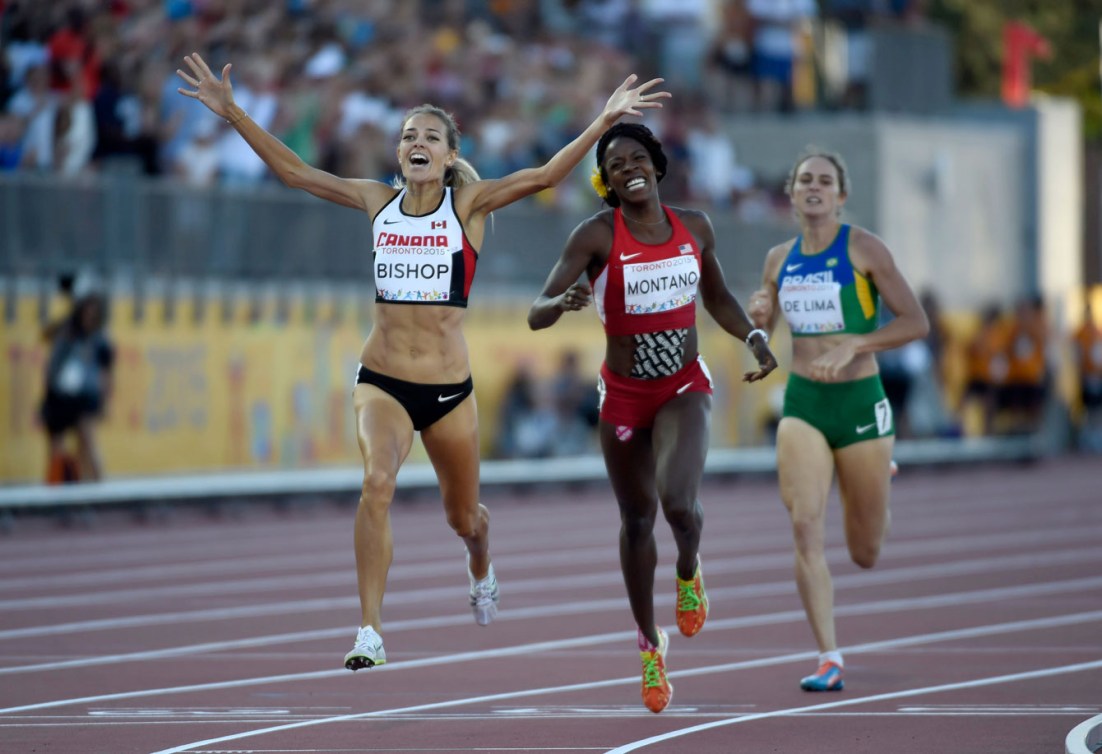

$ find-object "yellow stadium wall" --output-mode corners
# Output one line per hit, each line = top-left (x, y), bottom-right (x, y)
(1, 290), (782, 484)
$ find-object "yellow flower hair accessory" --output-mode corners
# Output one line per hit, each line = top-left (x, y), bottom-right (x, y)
(590, 166), (608, 199)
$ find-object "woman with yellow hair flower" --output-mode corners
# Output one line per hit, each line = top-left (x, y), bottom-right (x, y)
(528, 122), (777, 714)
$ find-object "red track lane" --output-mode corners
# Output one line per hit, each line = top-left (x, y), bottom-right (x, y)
(1, 456), (1100, 754)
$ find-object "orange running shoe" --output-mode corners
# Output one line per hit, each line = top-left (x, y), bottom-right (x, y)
(640, 627), (672, 713)
(675, 556), (709, 637)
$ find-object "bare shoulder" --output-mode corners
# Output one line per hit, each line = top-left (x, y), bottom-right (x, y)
(572, 209), (616, 243)
(668, 205), (713, 231)
(762, 238), (797, 278)
(352, 179), (400, 216)
(847, 224), (894, 270)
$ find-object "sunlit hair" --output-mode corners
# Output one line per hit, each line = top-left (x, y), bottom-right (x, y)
(785, 146), (850, 199)
(393, 104), (480, 189)
(593, 122), (667, 208)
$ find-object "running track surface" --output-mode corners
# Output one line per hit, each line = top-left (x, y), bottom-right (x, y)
(2, 456), (1100, 754)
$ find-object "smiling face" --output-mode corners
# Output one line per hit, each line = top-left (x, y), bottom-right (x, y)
(789, 155), (847, 219)
(397, 112), (458, 184)
(602, 136), (659, 205)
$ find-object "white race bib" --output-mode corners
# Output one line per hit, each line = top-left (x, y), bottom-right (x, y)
(623, 256), (699, 315)
(374, 243), (454, 303)
(779, 280), (845, 334)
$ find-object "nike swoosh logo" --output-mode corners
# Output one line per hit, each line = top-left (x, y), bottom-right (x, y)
(383, 219), (403, 225)
(676, 382), (693, 395)
(786, 263), (803, 272)
(438, 392), (463, 402)
(856, 423), (876, 434)
(620, 252), (643, 261)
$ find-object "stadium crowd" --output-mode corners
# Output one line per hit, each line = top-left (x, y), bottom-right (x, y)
(1, 0), (922, 213)
(9, 0), (1098, 452)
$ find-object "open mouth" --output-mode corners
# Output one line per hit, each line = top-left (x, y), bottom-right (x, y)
(409, 153), (430, 167)
(625, 177), (646, 191)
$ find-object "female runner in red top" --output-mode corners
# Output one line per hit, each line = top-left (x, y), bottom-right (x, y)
(528, 122), (777, 713)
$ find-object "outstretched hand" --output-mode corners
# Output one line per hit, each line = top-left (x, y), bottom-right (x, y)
(176, 53), (236, 118)
(743, 339), (778, 383)
(601, 74), (671, 124)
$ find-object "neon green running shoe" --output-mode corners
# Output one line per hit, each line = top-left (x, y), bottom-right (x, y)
(675, 556), (709, 637)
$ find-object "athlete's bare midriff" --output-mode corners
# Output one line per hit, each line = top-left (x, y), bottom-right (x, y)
(791, 333), (878, 382)
(360, 303), (470, 383)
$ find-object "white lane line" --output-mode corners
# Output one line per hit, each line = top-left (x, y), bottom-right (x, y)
(6, 535), (1101, 641)
(6, 522), (1094, 610)
(4, 504), (1091, 603)
(147, 656), (1102, 753)
(602, 660), (1102, 753)
(3, 573), (1101, 677)
(0, 709), (1096, 729)
(2, 600), (1099, 717)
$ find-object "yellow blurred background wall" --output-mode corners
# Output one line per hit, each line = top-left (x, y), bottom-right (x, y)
(1, 289), (781, 484)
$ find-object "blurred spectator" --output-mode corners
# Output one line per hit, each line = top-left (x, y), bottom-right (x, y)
(704, 0), (755, 114)
(21, 84), (96, 176)
(639, 0), (710, 90)
(214, 58), (279, 186)
(494, 361), (557, 459)
(961, 303), (1009, 436)
(1071, 298), (1102, 452)
(92, 60), (160, 174)
(40, 279), (115, 484)
(746, 0), (818, 112)
(6, 63), (53, 126)
(571, 0), (638, 51)
(173, 114), (220, 186)
(0, 113), (26, 169)
(46, 6), (101, 100)
(999, 295), (1049, 435)
(2, 11), (50, 99)
(819, 0), (874, 110)
(684, 106), (754, 208)
(548, 349), (598, 456)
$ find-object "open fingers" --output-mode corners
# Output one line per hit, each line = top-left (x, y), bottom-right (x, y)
(182, 54), (204, 80)
(190, 52), (216, 79)
(176, 67), (199, 88)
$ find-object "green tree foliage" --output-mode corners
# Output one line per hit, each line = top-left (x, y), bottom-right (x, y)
(928, 0), (1102, 138)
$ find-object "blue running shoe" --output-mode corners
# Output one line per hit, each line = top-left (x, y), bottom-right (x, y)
(800, 661), (844, 691)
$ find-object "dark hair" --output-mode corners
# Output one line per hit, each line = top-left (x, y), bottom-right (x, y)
(594, 123), (667, 208)
(394, 104), (480, 189)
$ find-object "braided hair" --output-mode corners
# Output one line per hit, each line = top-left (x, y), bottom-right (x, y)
(592, 123), (667, 208)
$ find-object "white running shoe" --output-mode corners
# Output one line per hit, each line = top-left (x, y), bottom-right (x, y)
(467, 553), (499, 626)
(344, 625), (386, 670)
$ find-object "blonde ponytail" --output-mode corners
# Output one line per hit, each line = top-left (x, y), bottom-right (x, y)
(446, 157), (480, 188)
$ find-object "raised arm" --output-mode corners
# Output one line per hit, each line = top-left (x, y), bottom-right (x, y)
(462, 75), (670, 221)
(176, 53), (393, 213)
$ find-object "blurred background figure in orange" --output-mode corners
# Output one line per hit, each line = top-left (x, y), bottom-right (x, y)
(1072, 298), (1102, 452)
(999, 295), (1049, 435)
(961, 303), (1009, 436)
